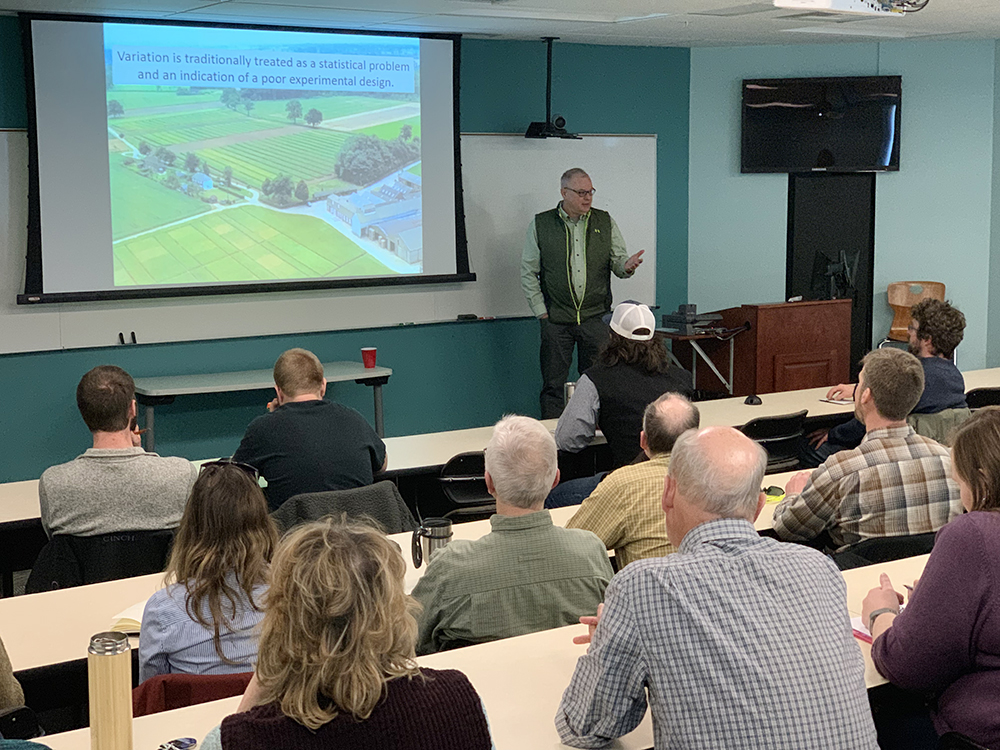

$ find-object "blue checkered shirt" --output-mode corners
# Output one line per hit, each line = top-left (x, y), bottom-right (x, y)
(556, 519), (878, 749)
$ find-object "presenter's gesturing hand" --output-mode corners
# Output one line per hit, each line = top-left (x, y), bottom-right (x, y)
(625, 250), (645, 274)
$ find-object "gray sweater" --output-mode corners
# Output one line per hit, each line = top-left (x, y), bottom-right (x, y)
(38, 448), (198, 537)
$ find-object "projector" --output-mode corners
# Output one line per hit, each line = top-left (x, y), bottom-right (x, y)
(773, 0), (901, 16)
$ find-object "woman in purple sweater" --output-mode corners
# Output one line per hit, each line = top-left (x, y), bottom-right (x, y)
(862, 407), (1000, 748)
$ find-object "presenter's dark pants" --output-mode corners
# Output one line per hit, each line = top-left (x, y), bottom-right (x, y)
(539, 316), (608, 419)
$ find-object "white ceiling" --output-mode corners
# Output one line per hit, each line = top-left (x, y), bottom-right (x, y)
(2, 0), (998, 47)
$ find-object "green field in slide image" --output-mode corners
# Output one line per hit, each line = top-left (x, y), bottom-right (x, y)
(113, 205), (393, 286)
(356, 116), (421, 142)
(109, 159), (212, 240)
(197, 128), (353, 186)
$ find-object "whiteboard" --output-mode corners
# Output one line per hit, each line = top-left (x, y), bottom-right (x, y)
(0, 131), (656, 353)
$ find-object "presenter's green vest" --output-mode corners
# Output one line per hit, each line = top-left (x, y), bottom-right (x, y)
(534, 207), (613, 325)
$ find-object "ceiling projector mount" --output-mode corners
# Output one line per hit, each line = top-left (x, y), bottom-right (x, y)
(525, 37), (581, 140)
(773, 0), (929, 15)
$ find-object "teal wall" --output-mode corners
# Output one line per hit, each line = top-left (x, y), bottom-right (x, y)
(990, 40), (1000, 368)
(688, 41), (997, 371)
(0, 26), (691, 481)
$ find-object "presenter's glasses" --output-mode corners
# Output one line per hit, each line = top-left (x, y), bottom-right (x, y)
(564, 187), (596, 197)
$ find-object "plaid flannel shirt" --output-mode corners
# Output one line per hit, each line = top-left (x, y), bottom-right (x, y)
(772, 425), (963, 551)
(556, 519), (879, 749)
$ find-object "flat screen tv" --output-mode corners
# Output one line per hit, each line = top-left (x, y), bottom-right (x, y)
(741, 75), (901, 174)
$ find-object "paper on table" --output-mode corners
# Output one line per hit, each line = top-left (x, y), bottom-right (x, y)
(851, 616), (872, 643)
(110, 600), (147, 634)
(820, 398), (854, 405)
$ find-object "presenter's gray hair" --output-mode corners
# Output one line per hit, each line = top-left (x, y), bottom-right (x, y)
(669, 427), (766, 519)
(485, 415), (558, 509)
(561, 168), (590, 187)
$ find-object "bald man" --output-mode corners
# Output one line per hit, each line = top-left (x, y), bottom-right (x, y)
(557, 426), (878, 750)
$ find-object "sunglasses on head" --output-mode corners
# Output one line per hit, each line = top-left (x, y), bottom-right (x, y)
(199, 458), (261, 482)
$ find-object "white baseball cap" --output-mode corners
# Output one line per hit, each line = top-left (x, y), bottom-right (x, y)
(610, 302), (656, 341)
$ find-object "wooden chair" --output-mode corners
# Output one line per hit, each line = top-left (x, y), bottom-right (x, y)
(884, 281), (946, 343)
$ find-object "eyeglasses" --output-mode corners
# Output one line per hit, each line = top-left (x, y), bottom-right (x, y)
(907, 322), (919, 333)
(564, 187), (596, 197)
(199, 458), (261, 482)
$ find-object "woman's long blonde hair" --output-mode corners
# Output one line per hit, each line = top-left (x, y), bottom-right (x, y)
(165, 462), (278, 662)
(254, 518), (420, 729)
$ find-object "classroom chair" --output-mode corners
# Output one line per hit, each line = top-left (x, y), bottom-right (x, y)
(24, 529), (175, 594)
(437, 452), (496, 523)
(879, 281), (946, 345)
(831, 532), (936, 571)
(739, 410), (808, 473)
(272, 481), (417, 534)
(966, 387), (1000, 410)
(132, 672), (253, 717)
(938, 732), (993, 750)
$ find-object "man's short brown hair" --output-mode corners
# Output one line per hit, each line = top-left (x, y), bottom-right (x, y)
(860, 348), (924, 421)
(911, 299), (966, 359)
(273, 348), (324, 397)
(76, 365), (134, 433)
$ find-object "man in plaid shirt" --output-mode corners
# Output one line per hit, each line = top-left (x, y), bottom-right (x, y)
(556, 426), (878, 749)
(773, 347), (963, 552)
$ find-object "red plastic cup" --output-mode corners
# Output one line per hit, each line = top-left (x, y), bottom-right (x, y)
(361, 347), (377, 368)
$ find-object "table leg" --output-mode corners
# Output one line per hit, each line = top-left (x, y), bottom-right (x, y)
(145, 405), (155, 452)
(729, 338), (735, 396)
(691, 340), (733, 395)
(691, 349), (698, 389)
(373, 384), (385, 438)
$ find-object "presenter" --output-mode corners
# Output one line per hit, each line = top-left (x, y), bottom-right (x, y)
(521, 168), (645, 418)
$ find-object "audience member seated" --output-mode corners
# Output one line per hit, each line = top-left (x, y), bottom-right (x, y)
(802, 299), (967, 467)
(38, 365), (197, 537)
(200, 519), (493, 750)
(566, 393), (699, 568)
(412, 415), (613, 655)
(555, 302), (693, 470)
(232, 348), (387, 512)
(773, 348), (962, 553)
(862, 407), (1000, 750)
(0, 635), (23, 711)
(556, 426), (878, 749)
(139, 460), (278, 683)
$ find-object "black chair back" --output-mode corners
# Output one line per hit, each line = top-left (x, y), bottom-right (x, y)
(938, 732), (994, 750)
(438, 452), (496, 522)
(966, 387), (1000, 410)
(831, 531), (937, 571)
(25, 529), (175, 594)
(272, 481), (417, 535)
(739, 409), (808, 473)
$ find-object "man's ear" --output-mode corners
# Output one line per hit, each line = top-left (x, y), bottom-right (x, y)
(319, 378), (327, 398)
(661, 474), (677, 515)
(484, 470), (497, 498)
(639, 431), (649, 453)
(274, 386), (284, 405)
(752, 492), (766, 522)
(550, 468), (561, 491)
(129, 399), (138, 420)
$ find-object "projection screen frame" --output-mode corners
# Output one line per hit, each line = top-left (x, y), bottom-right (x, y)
(17, 12), (473, 306)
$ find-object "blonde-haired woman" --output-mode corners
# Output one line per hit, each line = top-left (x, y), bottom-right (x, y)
(201, 519), (492, 749)
(862, 406), (1000, 748)
(139, 460), (277, 682)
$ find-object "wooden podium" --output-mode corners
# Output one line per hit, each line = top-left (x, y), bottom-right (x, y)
(670, 299), (852, 397)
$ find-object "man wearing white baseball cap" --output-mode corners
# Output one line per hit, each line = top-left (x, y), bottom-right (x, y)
(555, 302), (693, 472)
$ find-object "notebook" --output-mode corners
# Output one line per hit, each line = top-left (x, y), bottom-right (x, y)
(110, 600), (147, 634)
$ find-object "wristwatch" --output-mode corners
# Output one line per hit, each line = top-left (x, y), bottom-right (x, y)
(868, 607), (899, 633)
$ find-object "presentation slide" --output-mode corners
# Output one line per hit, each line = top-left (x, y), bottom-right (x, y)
(25, 18), (464, 301)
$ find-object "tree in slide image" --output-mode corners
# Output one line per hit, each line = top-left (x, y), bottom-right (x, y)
(242, 96), (255, 116)
(184, 152), (200, 173)
(107, 100), (124, 118)
(156, 146), (177, 167)
(200, 160), (211, 177)
(138, 141), (152, 156)
(295, 180), (310, 202)
(223, 166), (233, 187)
(221, 89), (241, 111)
(400, 123), (412, 141)
(305, 108), (323, 127)
(286, 100), (303, 123)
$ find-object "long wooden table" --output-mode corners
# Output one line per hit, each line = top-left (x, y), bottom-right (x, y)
(37, 548), (930, 750)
